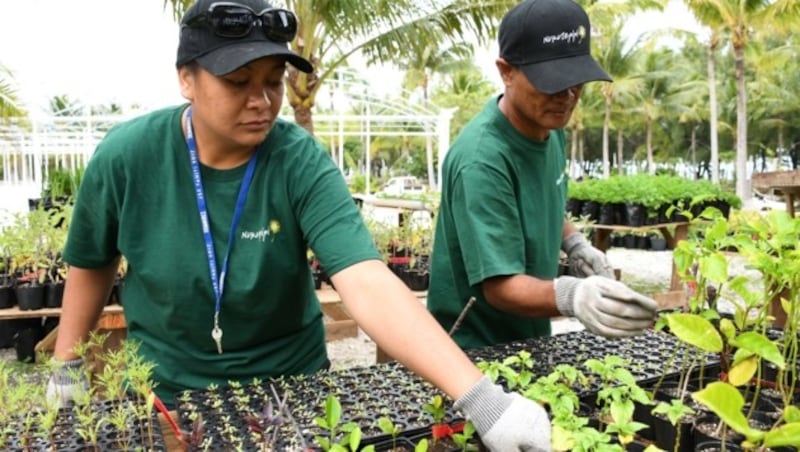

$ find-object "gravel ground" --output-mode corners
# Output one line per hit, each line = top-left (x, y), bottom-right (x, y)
(0, 247), (756, 375)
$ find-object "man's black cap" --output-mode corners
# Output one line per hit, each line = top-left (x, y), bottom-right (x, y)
(499, 0), (611, 94)
(176, 0), (313, 75)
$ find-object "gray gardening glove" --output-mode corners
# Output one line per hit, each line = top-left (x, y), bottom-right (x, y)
(46, 358), (89, 408)
(455, 376), (551, 451)
(555, 275), (658, 338)
(562, 232), (615, 278)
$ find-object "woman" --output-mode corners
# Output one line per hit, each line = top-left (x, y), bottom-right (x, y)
(46, 0), (551, 449)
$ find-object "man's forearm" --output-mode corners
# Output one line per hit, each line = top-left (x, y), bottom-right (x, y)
(482, 274), (561, 318)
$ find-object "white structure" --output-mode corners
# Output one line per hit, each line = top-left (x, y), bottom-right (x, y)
(0, 69), (453, 196)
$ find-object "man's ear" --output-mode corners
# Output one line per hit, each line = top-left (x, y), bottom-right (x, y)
(495, 57), (514, 87)
(177, 66), (194, 101)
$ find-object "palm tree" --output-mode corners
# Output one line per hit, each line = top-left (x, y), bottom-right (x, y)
(685, 0), (800, 199)
(165, 0), (514, 134)
(398, 41), (473, 102)
(580, 0), (666, 177)
(0, 63), (25, 119)
(593, 26), (646, 178)
(397, 40), (474, 187)
(747, 39), (798, 171)
(431, 64), (495, 138)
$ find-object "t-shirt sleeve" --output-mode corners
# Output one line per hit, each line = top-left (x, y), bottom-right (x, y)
(288, 139), (380, 276)
(62, 139), (122, 269)
(450, 162), (526, 286)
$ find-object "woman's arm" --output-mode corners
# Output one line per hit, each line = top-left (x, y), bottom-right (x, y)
(53, 259), (120, 360)
(331, 259), (482, 399)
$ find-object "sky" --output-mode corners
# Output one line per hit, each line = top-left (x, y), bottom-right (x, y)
(0, 0), (704, 118)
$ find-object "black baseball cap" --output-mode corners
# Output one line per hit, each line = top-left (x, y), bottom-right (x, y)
(176, 0), (313, 75)
(499, 0), (611, 94)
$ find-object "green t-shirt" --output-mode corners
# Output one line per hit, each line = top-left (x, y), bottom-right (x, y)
(428, 96), (568, 349)
(64, 105), (380, 403)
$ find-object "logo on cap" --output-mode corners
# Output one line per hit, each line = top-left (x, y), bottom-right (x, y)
(542, 26), (586, 46)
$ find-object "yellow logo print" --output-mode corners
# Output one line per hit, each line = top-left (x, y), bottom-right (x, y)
(269, 220), (281, 241)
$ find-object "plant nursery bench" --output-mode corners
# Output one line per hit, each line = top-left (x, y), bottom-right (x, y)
(0, 289), (415, 355)
(752, 168), (800, 217)
(580, 222), (690, 309)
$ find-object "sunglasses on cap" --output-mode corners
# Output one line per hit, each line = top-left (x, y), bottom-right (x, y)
(185, 2), (298, 42)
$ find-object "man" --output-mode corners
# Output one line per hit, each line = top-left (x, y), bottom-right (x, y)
(428, 0), (659, 350)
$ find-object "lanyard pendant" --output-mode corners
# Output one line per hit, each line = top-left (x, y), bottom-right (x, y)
(212, 326), (223, 354)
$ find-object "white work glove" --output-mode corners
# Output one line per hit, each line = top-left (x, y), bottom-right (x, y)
(555, 275), (658, 338)
(455, 376), (551, 451)
(46, 358), (89, 408)
(562, 232), (615, 278)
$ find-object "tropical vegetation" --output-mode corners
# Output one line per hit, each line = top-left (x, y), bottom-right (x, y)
(3, 1), (800, 197)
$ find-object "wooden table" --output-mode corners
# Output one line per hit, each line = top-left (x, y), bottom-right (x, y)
(0, 289), (408, 352)
(579, 222), (691, 309)
(752, 169), (800, 217)
(582, 222), (689, 292)
(0, 304), (124, 328)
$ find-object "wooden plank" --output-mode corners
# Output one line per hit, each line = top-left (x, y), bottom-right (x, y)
(0, 304), (124, 320)
(96, 312), (127, 329)
(321, 302), (357, 342)
(653, 290), (687, 310)
(751, 169), (800, 192)
(316, 288), (427, 304)
(581, 222), (689, 233)
(159, 411), (184, 452)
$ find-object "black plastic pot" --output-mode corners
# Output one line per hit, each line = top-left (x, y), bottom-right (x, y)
(651, 411), (694, 452)
(694, 439), (743, 451)
(0, 277), (15, 308)
(624, 203), (647, 227)
(15, 284), (45, 310)
(566, 198), (584, 219)
(598, 203), (617, 225)
(400, 269), (429, 291)
(14, 326), (41, 363)
(44, 281), (65, 308)
(650, 236), (668, 251)
(581, 200), (600, 222)
(692, 414), (744, 449)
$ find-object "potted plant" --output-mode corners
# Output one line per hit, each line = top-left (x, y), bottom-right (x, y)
(664, 205), (800, 448)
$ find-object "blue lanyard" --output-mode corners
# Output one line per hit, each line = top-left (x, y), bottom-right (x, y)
(185, 107), (258, 353)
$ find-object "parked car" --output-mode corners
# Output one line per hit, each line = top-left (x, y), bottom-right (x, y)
(380, 177), (425, 196)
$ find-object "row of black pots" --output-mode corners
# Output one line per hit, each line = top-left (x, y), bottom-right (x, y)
(0, 278), (125, 310)
(388, 261), (429, 291)
(0, 280), (65, 310)
(609, 234), (669, 250)
(636, 410), (796, 452)
(627, 374), (798, 452)
(568, 199), (732, 226)
(311, 257), (430, 292)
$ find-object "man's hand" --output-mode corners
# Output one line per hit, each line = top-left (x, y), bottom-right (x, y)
(46, 358), (89, 408)
(455, 376), (551, 451)
(562, 232), (614, 278)
(555, 275), (658, 338)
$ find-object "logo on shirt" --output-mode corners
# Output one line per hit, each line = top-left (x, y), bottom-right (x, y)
(240, 219), (281, 242)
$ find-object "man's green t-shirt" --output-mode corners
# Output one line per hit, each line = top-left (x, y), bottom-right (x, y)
(64, 105), (380, 402)
(428, 96), (568, 349)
